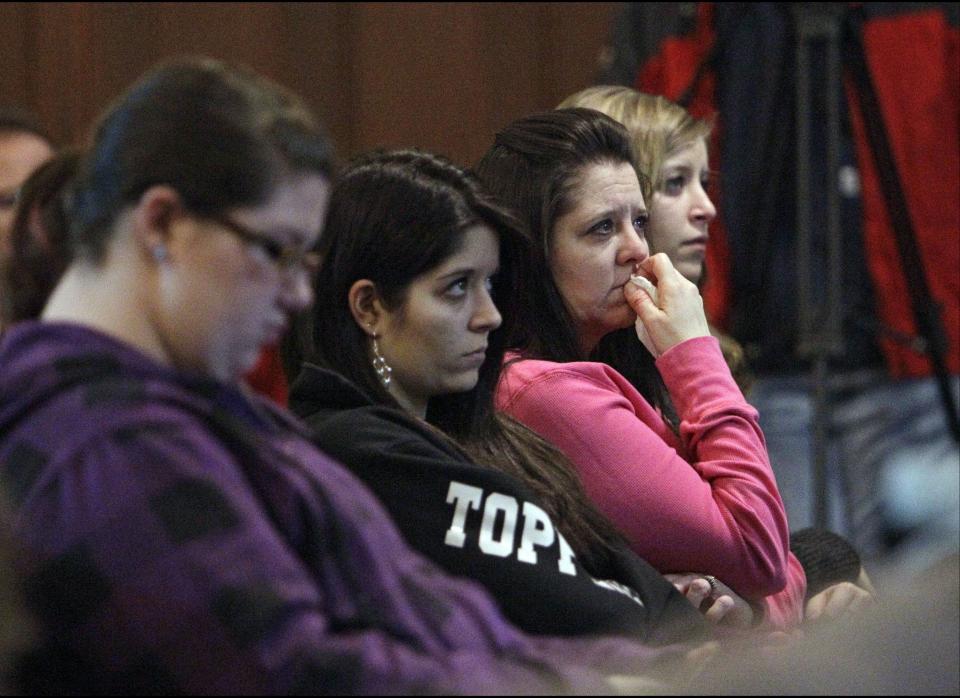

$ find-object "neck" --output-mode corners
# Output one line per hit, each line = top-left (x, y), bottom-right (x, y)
(578, 328), (604, 357)
(42, 253), (172, 369)
(387, 383), (428, 420)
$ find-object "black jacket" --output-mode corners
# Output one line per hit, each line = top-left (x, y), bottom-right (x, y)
(289, 364), (708, 644)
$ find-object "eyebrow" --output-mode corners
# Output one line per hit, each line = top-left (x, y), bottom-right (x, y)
(580, 204), (647, 221)
(435, 266), (476, 280)
(435, 264), (500, 281)
(273, 225), (318, 249)
(663, 161), (710, 176)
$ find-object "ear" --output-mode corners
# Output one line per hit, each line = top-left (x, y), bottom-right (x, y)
(347, 279), (386, 336)
(130, 185), (182, 260)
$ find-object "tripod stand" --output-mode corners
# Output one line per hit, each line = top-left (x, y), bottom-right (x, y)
(793, 3), (960, 530)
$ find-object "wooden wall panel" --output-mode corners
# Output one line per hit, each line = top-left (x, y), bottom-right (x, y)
(276, 4), (353, 159)
(0, 4), (35, 110)
(0, 2), (619, 167)
(29, 3), (105, 144)
(349, 3), (501, 163)
(540, 3), (621, 105)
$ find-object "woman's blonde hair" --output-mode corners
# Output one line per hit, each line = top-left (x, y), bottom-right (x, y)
(559, 85), (712, 193)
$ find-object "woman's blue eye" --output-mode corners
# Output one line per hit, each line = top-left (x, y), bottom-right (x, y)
(633, 215), (648, 232)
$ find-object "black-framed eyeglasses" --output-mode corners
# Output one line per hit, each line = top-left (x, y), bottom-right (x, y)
(203, 211), (320, 276)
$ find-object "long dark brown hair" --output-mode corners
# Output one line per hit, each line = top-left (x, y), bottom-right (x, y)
(476, 108), (678, 427)
(290, 149), (626, 573)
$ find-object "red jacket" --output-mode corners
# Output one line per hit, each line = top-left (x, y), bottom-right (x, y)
(635, 3), (959, 378)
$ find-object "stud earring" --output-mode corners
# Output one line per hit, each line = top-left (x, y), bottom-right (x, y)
(371, 333), (393, 387)
(152, 245), (168, 263)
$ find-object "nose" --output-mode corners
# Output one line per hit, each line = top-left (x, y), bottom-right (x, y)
(691, 182), (717, 226)
(470, 287), (502, 333)
(279, 267), (314, 314)
(617, 217), (649, 268)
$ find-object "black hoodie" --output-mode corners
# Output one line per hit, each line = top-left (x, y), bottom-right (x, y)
(289, 364), (709, 645)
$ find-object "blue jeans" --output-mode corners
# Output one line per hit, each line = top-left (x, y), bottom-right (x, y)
(749, 370), (960, 563)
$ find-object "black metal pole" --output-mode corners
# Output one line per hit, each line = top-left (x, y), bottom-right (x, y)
(793, 3), (847, 529)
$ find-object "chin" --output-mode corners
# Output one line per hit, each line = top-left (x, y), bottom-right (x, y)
(610, 309), (638, 331)
(679, 265), (703, 286)
(447, 371), (481, 394)
(231, 345), (265, 380)
(675, 255), (705, 285)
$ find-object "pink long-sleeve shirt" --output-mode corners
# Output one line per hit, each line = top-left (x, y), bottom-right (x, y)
(497, 336), (805, 628)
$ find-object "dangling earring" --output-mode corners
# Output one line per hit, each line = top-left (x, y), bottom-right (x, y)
(371, 333), (393, 387)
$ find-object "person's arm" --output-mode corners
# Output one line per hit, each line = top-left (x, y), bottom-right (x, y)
(804, 579), (873, 622)
(500, 340), (790, 600)
(789, 527), (874, 623)
(757, 552), (807, 629)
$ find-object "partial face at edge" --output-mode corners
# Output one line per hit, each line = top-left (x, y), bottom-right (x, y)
(0, 132), (54, 255)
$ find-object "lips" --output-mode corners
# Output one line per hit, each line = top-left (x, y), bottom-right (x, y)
(462, 347), (488, 366)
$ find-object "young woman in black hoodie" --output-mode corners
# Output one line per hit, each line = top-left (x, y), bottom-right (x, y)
(286, 149), (754, 644)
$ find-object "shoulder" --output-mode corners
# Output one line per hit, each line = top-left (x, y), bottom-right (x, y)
(302, 404), (547, 515)
(2, 368), (261, 518)
(15, 406), (239, 505)
(309, 403), (453, 455)
(498, 358), (636, 410)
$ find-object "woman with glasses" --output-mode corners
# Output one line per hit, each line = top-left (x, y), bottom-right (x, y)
(0, 58), (679, 693)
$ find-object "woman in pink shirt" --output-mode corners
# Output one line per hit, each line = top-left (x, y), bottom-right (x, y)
(477, 108), (807, 628)
(559, 86), (874, 621)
